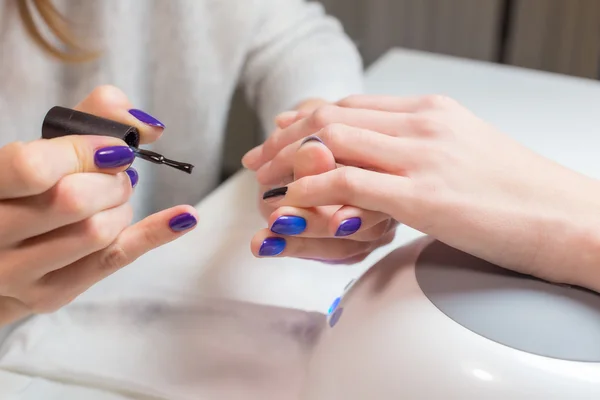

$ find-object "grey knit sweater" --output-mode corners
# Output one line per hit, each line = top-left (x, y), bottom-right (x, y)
(0, 0), (363, 220)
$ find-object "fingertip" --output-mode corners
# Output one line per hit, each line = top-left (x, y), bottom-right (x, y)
(275, 111), (300, 129)
(251, 230), (287, 257)
(242, 146), (263, 170)
(74, 85), (131, 112)
(168, 206), (199, 233)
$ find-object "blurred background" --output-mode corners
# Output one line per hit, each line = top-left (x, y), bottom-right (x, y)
(222, 0), (600, 180)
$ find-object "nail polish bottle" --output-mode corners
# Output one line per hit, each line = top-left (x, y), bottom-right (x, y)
(41, 106), (194, 174)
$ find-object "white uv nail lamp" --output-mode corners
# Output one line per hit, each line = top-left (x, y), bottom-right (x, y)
(302, 238), (600, 399)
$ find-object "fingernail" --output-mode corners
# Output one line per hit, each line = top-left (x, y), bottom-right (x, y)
(125, 167), (139, 187)
(329, 307), (344, 328)
(129, 109), (165, 128)
(94, 146), (135, 168)
(271, 215), (307, 235)
(169, 213), (197, 232)
(328, 297), (341, 314)
(335, 217), (362, 237)
(263, 186), (288, 201)
(258, 237), (286, 256)
(300, 136), (324, 147)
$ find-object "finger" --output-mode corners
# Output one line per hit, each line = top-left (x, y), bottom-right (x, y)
(263, 167), (411, 219)
(256, 125), (410, 186)
(0, 132), (137, 199)
(293, 136), (336, 180)
(252, 104), (434, 170)
(0, 203), (132, 292)
(39, 206), (198, 295)
(267, 205), (390, 241)
(274, 110), (310, 130)
(310, 229), (397, 265)
(337, 94), (458, 113)
(75, 85), (164, 144)
(251, 229), (373, 260)
(0, 171), (134, 245)
(330, 206), (391, 240)
(251, 226), (396, 261)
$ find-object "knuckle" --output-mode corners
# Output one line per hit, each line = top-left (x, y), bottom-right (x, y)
(420, 94), (457, 110)
(407, 115), (444, 138)
(262, 135), (281, 160)
(117, 172), (134, 202)
(83, 214), (118, 249)
(11, 142), (52, 192)
(337, 95), (361, 107)
(138, 221), (164, 250)
(318, 123), (345, 142)
(53, 178), (88, 217)
(88, 85), (125, 105)
(97, 243), (129, 274)
(335, 167), (360, 202)
(310, 105), (338, 130)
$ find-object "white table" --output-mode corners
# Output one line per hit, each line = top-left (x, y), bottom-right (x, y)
(81, 48), (600, 315)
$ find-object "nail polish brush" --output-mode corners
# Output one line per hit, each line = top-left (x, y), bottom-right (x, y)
(41, 106), (194, 174)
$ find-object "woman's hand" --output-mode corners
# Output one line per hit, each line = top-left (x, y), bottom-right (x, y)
(247, 99), (396, 264)
(253, 95), (600, 291)
(0, 86), (198, 326)
(251, 137), (396, 263)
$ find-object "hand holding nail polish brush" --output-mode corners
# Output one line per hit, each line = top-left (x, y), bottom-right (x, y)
(42, 106), (195, 174)
(0, 87), (199, 328)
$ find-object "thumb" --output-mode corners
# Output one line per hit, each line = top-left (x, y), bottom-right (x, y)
(75, 85), (164, 145)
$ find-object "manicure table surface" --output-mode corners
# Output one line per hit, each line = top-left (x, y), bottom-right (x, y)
(84, 47), (600, 313)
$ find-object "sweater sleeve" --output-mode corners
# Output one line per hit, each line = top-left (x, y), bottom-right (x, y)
(240, 0), (364, 135)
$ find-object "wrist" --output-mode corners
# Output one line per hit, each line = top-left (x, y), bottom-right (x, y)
(540, 176), (600, 292)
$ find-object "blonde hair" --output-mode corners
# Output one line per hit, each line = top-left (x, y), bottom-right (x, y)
(16, 0), (98, 62)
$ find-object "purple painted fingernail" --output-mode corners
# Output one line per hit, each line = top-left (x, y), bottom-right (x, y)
(259, 237), (286, 256)
(94, 146), (135, 168)
(335, 217), (362, 237)
(125, 167), (138, 187)
(129, 109), (165, 128)
(169, 213), (197, 232)
(329, 307), (344, 328)
(300, 136), (324, 146)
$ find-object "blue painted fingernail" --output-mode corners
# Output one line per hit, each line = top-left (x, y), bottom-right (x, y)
(329, 307), (344, 328)
(271, 215), (307, 235)
(300, 136), (324, 146)
(169, 213), (197, 232)
(259, 237), (286, 256)
(125, 167), (138, 187)
(94, 146), (135, 168)
(335, 217), (362, 237)
(328, 297), (341, 314)
(129, 109), (165, 128)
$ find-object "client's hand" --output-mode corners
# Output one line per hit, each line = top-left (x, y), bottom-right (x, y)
(0, 86), (198, 326)
(251, 138), (396, 263)
(246, 99), (397, 264)
(253, 95), (600, 292)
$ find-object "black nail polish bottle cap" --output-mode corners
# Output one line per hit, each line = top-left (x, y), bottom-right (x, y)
(42, 106), (140, 147)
